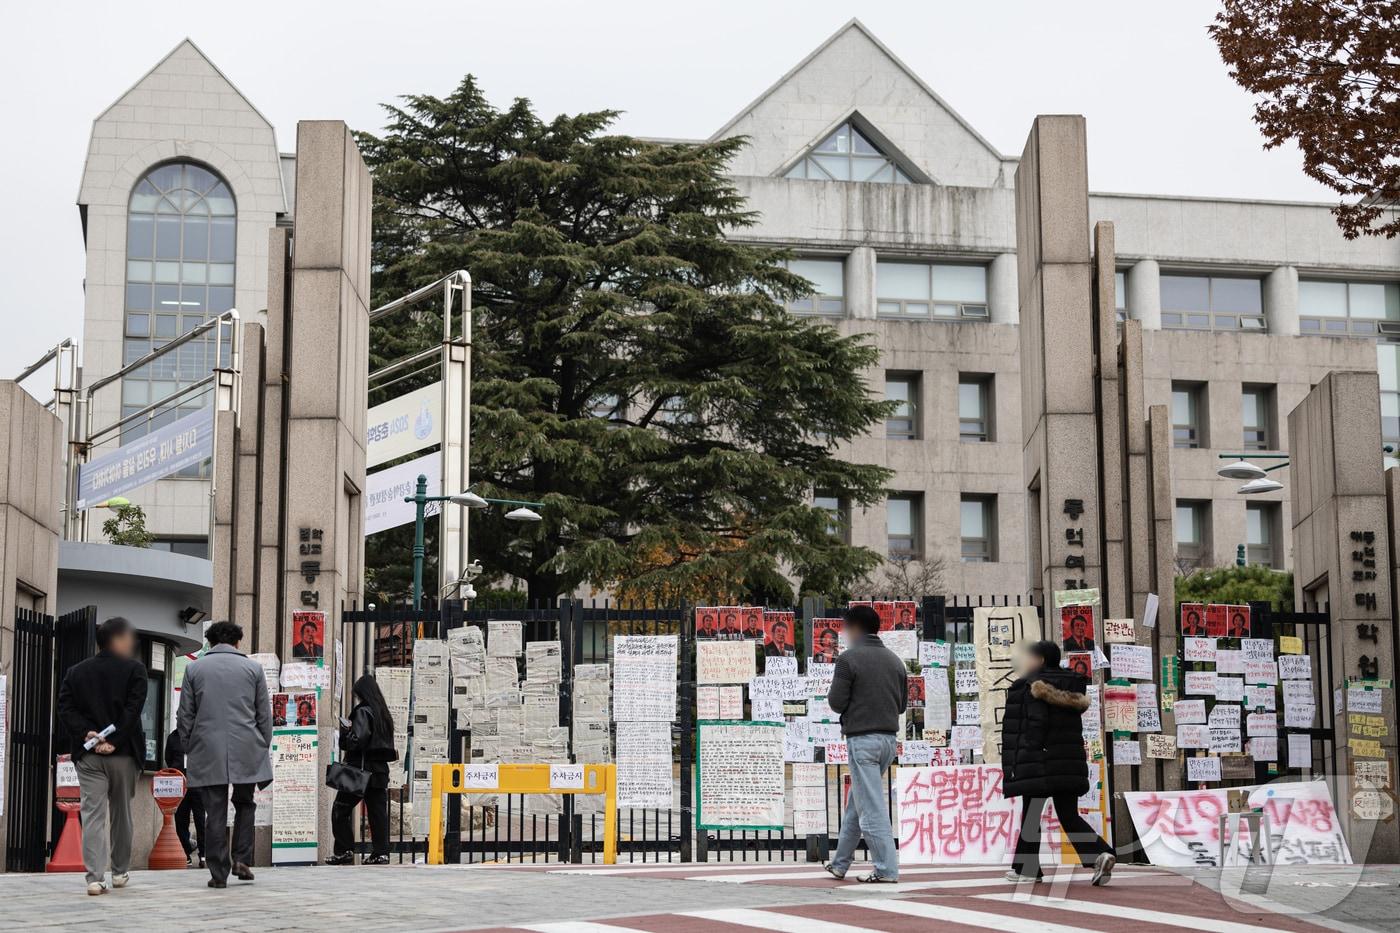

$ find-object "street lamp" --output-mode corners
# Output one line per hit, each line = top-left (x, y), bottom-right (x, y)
(1238, 476), (1285, 494)
(404, 474), (544, 609)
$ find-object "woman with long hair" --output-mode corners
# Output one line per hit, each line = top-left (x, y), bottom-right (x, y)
(326, 674), (397, 865)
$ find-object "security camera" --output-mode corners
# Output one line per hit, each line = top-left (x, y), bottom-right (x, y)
(462, 560), (484, 579)
(460, 583), (477, 600)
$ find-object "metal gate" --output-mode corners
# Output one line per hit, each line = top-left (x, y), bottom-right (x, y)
(1248, 600), (1335, 781)
(6, 608), (55, 872)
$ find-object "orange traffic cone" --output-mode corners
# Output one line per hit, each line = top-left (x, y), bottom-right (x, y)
(47, 803), (84, 872)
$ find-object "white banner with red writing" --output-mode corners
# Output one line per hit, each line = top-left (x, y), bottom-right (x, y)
(1124, 780), (1351, 867)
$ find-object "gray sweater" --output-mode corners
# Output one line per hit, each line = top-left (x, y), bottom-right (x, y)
(827, 634), (908, 736)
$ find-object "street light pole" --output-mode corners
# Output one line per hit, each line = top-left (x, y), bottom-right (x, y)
(405, 475), (545, 611)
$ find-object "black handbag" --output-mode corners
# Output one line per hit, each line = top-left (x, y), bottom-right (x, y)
(326, 708), (372, 795)
(326, 759), (370, 795)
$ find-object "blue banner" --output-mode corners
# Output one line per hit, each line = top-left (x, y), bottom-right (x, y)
(77, 407), (215, 509)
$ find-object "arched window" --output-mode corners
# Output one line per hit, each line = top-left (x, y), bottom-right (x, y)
(122, 162), (235, 439)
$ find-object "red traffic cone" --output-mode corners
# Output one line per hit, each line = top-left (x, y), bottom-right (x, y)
(47, 803), (84, 872)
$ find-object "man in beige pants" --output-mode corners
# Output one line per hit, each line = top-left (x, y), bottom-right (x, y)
(56, 617), (148, 895)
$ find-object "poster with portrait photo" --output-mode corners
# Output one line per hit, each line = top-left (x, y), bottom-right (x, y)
(892, 600), (918, 631)
(717, 607), (742, 640)
(1060, 605), (1096, 653)
(271, 692), (290, 727)
(1225, 604), (1251, 638)
(293, 692), (317, 727)
(291, 610), (325, 659)
(811, 618), (842, 664)
(763, 611), (796, 658)
(907, 675), (926, 708)
(1066, 651), (1093, 679)
(740, 606), (765, 641)
(695, 607), (720, 639)
(1179, 602), (1206, 637)
(1205, 604), (1228, 639)
(873, 601), (896, 632)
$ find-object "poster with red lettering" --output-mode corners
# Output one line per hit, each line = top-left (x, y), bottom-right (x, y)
(896, 765), (1020, 864)
(873, 601), (896, 632)
(695, 607), (720, 639)
(740, 606), (764, 640)
(893, 600), (918, 631)
(1179, 603), (1206, 637)
(1205, 604), (1228, 639)
(1225, 605), (1250, 638)
(717, 607), (742, 640)
(811, 618), (842, 663)
(762, 611), (796, 658)
(1124, 780), (1350, 866)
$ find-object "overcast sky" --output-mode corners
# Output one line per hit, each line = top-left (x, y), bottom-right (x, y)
(1, 0), (1336, 381)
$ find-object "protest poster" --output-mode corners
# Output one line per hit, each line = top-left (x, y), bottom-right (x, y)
(1145, 733), (1177, 759)
(955, 700), (980, 726)
(1179, 602), (1206, 636)
(973, 605), (1039, 762)
(925, 669), (952, 732)
(811, 618), (842, 663)
(1136, 684), (1162, 733)
(1065, 651), (1092, 679)
(1060, 605), (1096, 653)
(824, 742), (849, 764)
(1110, 644), (1153, 681)
(1288, 734), (1313, 770)
(1143, 593), (1159, 630)
(878, 629), (917, 661)
(783, 718), (813, 763)
(1279, 635), (1304, 655)
(953, 643), (976, 664)
(1177, 724), (1209, 748)
(1103, 683), (1138, 733)
(1250, 736), (1278, 761)
(907, 676), (926, 708)
(793, 808), (827, 837)
(1187, 755), (1222, 782)
(954, 668), (979, 696)
(1125, 780), (1349, 867)
(1279, 655), (1311, 681)
(739, 606), (764, 641)
(697, 686), (718, 719)
(719, 686), (743, 720)
(1183, 638), (1217, 664)
(1245, 684), (1276, 712)
(695, 607), (720, 639)
(697, 722), (784, 829)
(1347, 687), (1383, 714)
(1183, 671), (1218, 696)
(896, 765), (1019, 864)
(1224, 605), (1251, 637)
(1103, 618), (1136, 644)
(612, 635), (678, 721)
(1244, 660), (1278, 686)
(696, 639), (757, 685)
(270, 726), (318, 863)
(762, 611), (797, 657)
(805, 662), (835, 697)
(950, 725), (983, 751)
(899, 740), (933, 765)
(616, 721), (672, 808)
(1114, 738), (1142, 765)
(486, 620), (523, 657)
(1215, 677), (1245, 703)
(1205, 604), (1228, 638)
(920, 641), (951, 668)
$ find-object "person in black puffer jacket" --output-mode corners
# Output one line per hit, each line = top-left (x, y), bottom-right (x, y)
(1001, 640), (1115, 884)
(326, 674), (399, 865)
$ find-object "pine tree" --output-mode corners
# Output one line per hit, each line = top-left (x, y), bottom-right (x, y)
(357, 77), (893, 603)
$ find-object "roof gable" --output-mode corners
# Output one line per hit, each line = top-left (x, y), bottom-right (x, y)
(712, 20), (1009, 189)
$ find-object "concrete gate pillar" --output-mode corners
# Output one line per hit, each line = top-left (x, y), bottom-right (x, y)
(1289, 371), (1399, 862)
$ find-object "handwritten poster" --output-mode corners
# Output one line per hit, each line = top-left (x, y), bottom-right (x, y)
(925, 669), (951, 732)
(697, 722), (784, 829)
(973, 606), (1040, 762)
(270, 727), (318, 863)
(1110, 644), (1153, 681)
(897, 765), (1019, 864)
(1125, 781), (1349, 867)
(1103, 683), (1138, 733)
(613, 635), (678, 721)
(616, 721), (673, 808)
(696, 640), (758, 685)
(920, 641), (951, 668)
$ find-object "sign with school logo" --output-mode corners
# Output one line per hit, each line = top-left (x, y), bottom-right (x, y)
(366, 382), (442, 468)
(364, 453), (441, 535)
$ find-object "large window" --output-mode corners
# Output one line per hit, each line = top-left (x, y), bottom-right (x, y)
(1114, 271), (1127, 323)
(1246, 502), (1279, 568)
(960, 495), (996, 563)
(813, 494), (850, 544)
(1241, 384), (1275, 450)
(1176, 500), (1211, 568)
(123, 161), (235, 447)
(1160, 274), (1264, 331)
(784, 122), (912, 184)
(1299, 280), (1400, 336)
(876, 261), (988, 320)
(1172, 381), (1207, 448)
(784, 258), (845, 316)
(887, 494), (922, 558)
(885, 373), (921, 440)
(958, 374), (993, 442)
(1380, 344), (1400, 451)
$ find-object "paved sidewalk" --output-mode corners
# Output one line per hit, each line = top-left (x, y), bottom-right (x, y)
(0, 860), (1393, 932)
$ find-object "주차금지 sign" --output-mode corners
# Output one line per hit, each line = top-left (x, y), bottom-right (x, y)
(366, 382), (442, 468)
(364, 452), (441, 536)
(77, 407), (214, 509)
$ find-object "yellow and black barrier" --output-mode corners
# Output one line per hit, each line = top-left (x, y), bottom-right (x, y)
(427, 762), (617, 865)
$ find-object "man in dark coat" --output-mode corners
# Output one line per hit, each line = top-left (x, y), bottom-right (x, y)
(56, 617), (147, 895)
(1001, 640), (1115, 884)
(165, 727), (205, 866)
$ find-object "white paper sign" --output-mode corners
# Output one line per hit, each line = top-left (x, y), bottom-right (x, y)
(1216, 649), (1244, 675)
(1215, 677), (1245, 703)
(1347, 687), (1382, 714)
(1111, 644), (1153, 680)
(1184, 638), (1217, 663)
(1187, 756), (1222, 782)
(1114, 738), (1142, 765)
(698, 722), (785, 829)
(550, 764), (585, 790)
(1279, 655), (1311, 680)
(954, 669), (979, 696)
(616, 722), (673, 808)
(697, 640), (758, 685)
(1184, 671), (1218, 696)
(1174, 699), (1207, 724)
(613, 635), (678, 721)
(463, 764), (499, 789)
(919, 641), (951, 668)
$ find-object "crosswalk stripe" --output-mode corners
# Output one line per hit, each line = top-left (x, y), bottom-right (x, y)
(843, 870), (1171, 895)
(973, 892), (1296, 933)
(677, 907), (881, 932)
(520, 922), (649, 933)
(689, 866), (1015, 883)
(852, 898), (1102, 932)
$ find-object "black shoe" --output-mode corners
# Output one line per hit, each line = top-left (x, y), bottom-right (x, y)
(233, 863), (254, 882)
(364, 855), (390, 866)
(324, 852), (355, 866)
(207, 879), (226, 889)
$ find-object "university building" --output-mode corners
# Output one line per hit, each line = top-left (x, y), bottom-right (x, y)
(73, 22), (1398, 600)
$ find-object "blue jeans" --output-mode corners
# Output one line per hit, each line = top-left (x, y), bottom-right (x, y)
(828, 732), (898, 879)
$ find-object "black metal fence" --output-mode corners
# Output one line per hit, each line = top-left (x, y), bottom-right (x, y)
(6, 608), (55, 872)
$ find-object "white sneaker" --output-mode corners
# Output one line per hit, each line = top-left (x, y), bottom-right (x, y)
(1091, 852), (1116, 886)
(1004, 870), (1040, 882)
(86, 882), (106, 896)
(111, 872), (129, 888)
